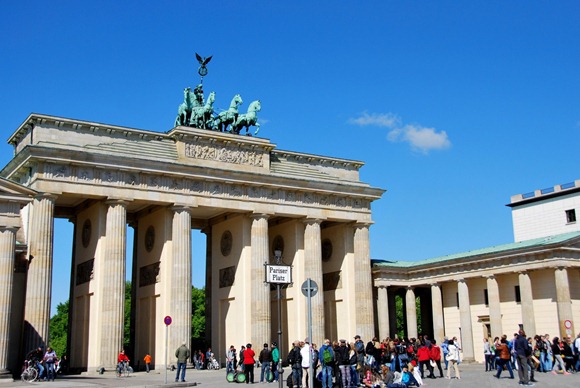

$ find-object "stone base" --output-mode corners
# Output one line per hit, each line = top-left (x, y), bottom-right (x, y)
(0, 369), (14, 383)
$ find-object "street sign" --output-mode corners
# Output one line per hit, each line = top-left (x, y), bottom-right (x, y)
(266, 264), (292, 284)
(164, 316), (172, 325)
(301, 279), (318, 297)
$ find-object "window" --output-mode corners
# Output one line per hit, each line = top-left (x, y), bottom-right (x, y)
(515, 285), (521, 303)
(566, 209), (576, 224)
(484, 289), (489, 306)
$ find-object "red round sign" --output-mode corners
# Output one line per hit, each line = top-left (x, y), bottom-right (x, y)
(164, 316), (172, 325)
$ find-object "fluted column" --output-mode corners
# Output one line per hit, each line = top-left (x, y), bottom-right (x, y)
(304, 218), (324, 345)
(99, 200), (127, 368)
(251, 214), (271, 345)
(430, 283), (444, 343)
(24, 194), (56, 350)
(353, 223), (374, 340)
(170, 206), (192, 352)
(486, 275), (502, 339)
(457, 279), (474, 361)
(405, 287), (417, 338)
(377, 286), (390, 340)
(0, 227), (17, 377)
(518, 272), (536, 335)
(555, 267), (574, 337)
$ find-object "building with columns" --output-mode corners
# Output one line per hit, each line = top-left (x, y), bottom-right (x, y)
(0, 114), (384, 376)
(373, 180), (580, 363)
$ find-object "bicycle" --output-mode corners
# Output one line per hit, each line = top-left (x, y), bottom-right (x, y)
(118, 360), (133, 377)
(21, 360), (40, 383)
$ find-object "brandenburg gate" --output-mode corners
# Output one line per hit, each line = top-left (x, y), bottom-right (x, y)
(0, 113), (384, 374)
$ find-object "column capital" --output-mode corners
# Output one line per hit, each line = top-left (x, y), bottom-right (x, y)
(250, 212), (271, 221)
(353, 221), (373, 229)
(0, 226), (18, 234)
(105, 198), (130, 207)
(484, 274), (496, 280)
(171, 204), (194, 215)
(429, 282), (441, 288)
(34, 193), (58, 202)
(377, 285), (388, 290)
(455, 278), (467, 284)
(303, 217), (323, 225)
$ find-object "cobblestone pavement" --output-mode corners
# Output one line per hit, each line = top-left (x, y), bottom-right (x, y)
(1, 364), (579, 388)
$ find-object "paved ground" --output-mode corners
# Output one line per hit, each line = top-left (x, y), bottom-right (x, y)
(1, 364), (579, 388)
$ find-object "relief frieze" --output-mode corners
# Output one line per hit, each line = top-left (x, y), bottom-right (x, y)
(76, 259), (94, 285)
(139, 262), (160, 287)
(185, 142), (264, 167)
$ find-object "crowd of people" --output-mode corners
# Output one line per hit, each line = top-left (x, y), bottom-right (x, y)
(25, 346), (66, 381)
(483, 331), (580, 384)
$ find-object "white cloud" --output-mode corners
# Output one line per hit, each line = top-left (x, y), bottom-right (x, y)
(348, 112), (400, 128)
(349, 111), (451, 154)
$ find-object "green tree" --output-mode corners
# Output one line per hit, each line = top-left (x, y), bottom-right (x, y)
(191, 285), (206, 340)
(48, 300), (69, 358)
(395, 294), (422, 339)
(125, 281), (131, 349)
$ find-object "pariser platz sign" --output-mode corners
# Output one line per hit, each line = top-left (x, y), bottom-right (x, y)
(265, 264), (292, 284)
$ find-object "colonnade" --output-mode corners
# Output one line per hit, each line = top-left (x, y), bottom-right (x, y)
(376, 268), (577, 362)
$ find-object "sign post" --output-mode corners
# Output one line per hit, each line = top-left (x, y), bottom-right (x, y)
(266, 251), (292, 388)
(164, 316), (172, 385)
(301, 278), (318, 388)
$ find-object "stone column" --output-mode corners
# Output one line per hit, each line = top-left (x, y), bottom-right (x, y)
(24, 194), (56, 349)
(555, 267), (574, 337)
(170, 206), (192, 351)
(377, 286), (390, 340)
(304, 219), (324, 345)
(431, 283), (445, 343)
(99, 200), (127, 368)
(457, 279), (474, 361)
(0, 227), (17, 378)
(353, 223), (374, 341)
(251, 214), (271, 345)
(518, 272), (536, 336)
(405, 287), (417, 339)
(486, 275), (502, 339)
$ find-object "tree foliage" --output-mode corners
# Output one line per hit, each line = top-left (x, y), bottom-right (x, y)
(48, 300), (69, 358)
(191, 285), (206, 340)
(395, 294), (422, 339)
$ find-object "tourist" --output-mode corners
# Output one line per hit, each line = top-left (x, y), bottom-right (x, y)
(318, 339), (334, 388)
(551, 337), (569, 375)
(429, 339), (443, 378)
(117, 349), (130, 377)
(349, 342), (360, 387)
(226, 345), (236, 375)
(440, 337), (449, 370)
(495, 337), (514, 379)
(287, 340), (303, 388)
(483, 337), (493, 371)
(271, 342), (280, 382)
(416, 342), (434, 379)
(43, 346), (58, 381)
(174, 342), (190, 382)
(143, 352), (152, 373)
(300, 339), (311, 388)
(335, 339), (350, 388)
(26, 346), (45, 380)
(259, 343), (272, 383)
(445, 339), (460, 379)
(239, 345), (245, 371)
(243, 343), (256, 384)
(514, 330), (534, 386)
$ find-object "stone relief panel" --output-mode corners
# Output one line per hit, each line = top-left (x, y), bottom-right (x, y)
(219, 266), (236, 288)
(76, 259), (94, 285)
(139, 262), (160, 287)
(185, 142), (264, 167)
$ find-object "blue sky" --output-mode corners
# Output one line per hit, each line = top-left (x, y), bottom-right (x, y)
(1, 1), (579, 315)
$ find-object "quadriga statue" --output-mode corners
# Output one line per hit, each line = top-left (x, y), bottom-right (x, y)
(231, 100), (261, 136)
(189, 91), (216, 129)
(174, 87), (194, 127)
(213, 94), (243, 132)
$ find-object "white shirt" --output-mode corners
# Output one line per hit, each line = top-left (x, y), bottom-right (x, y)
(300, 343), (311, 368)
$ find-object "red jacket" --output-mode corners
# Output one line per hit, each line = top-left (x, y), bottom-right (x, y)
(417, 346), (431, 362)
(430, 345), (441, 361)
(243, 348), (256, 365)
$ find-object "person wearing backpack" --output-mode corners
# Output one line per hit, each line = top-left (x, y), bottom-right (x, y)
(318, 339), (335, 388)
(287, 340), (303, 388)
(354, 335), (365, 383)
(336, 339), (351, 388)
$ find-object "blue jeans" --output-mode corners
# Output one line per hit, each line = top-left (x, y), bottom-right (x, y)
(35, 362), (45, 379)
(292, 366), (302, 387)
(443, 353), (448, 369)
(351, 365), (359, 386)
(320, 365), (333, 388)
(226, 361), (234, 374)
(496, 358), (514, 378)
(260, 361), (271, 382)
(175, 361), (186, 381)
(45, 362), (55, 380)
(273, 361), (279, 381)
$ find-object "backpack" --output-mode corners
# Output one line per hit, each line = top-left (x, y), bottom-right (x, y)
(322, 347), (333, 365)
(355, 341), (365, 354)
